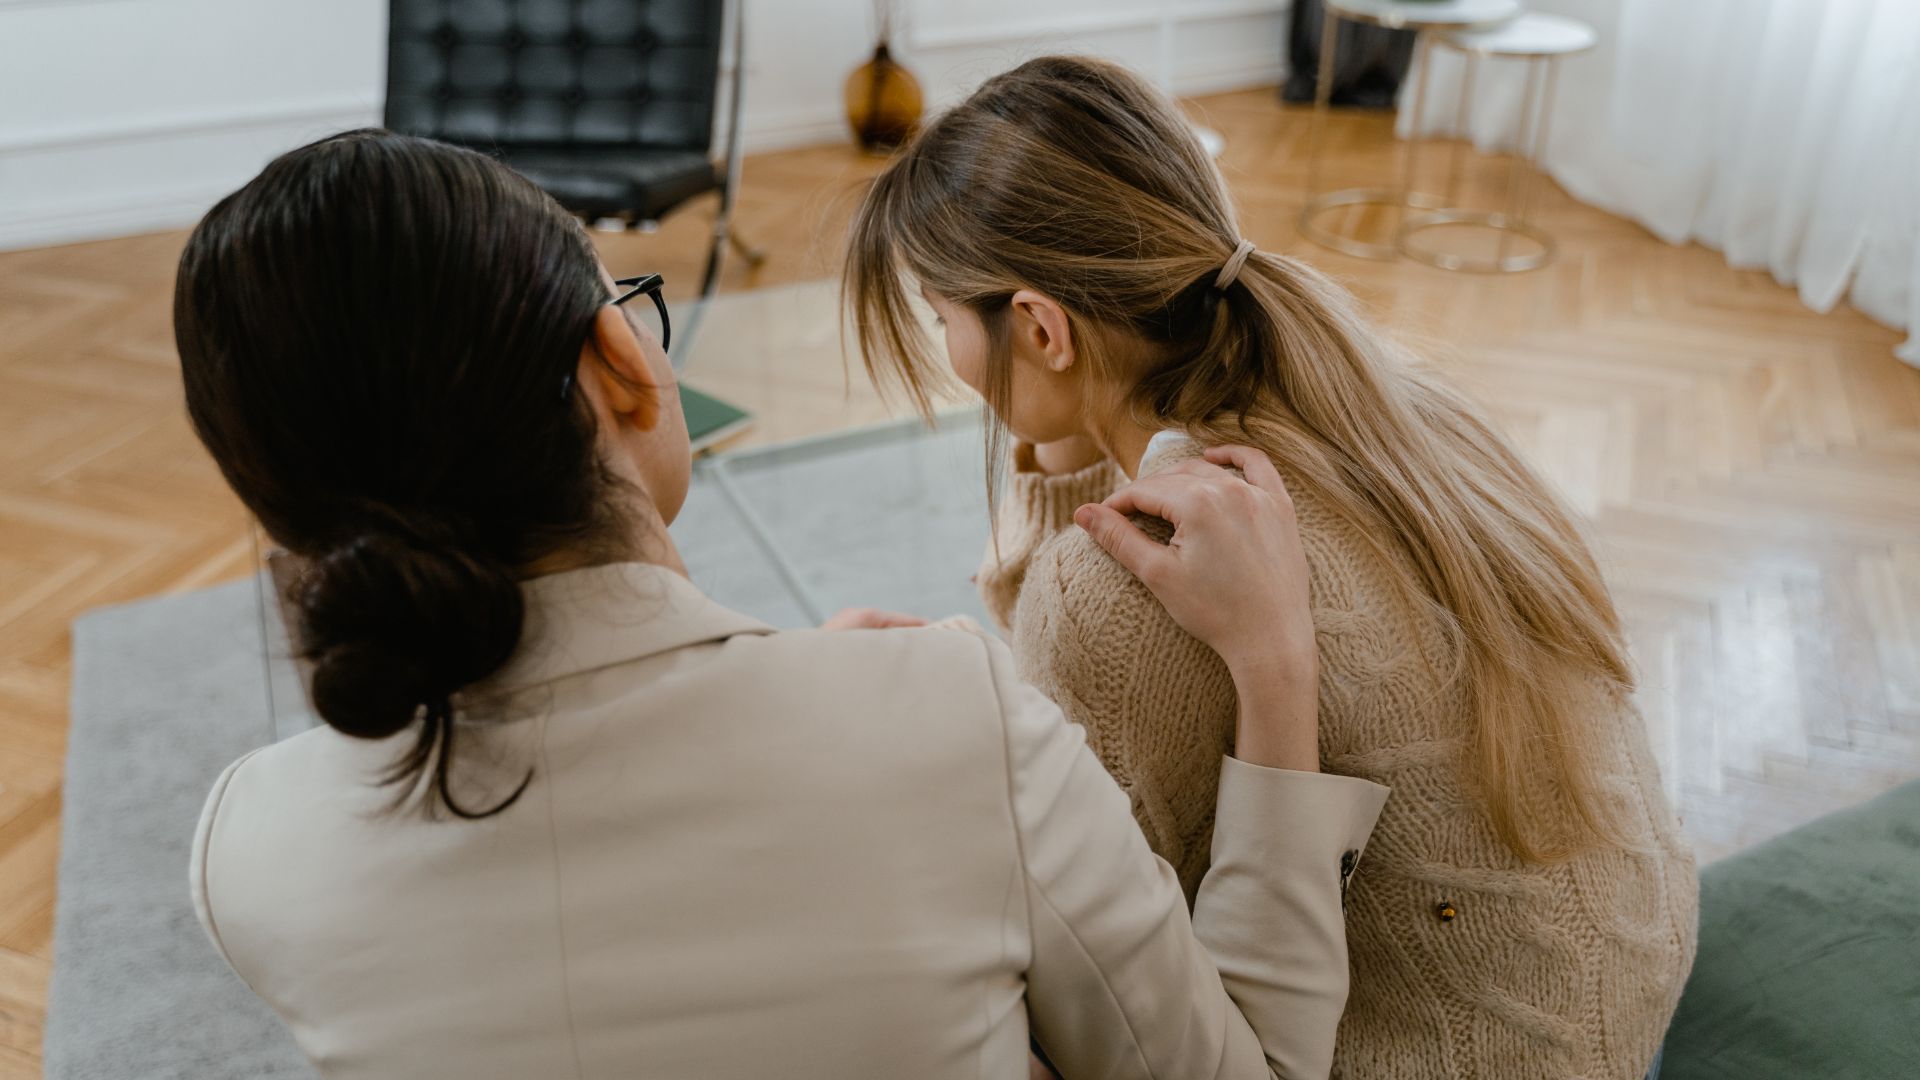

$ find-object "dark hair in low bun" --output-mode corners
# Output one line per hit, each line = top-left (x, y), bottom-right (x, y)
(175, 130), (632, 817)
(295, 515), (529, 816)
(302, 520), (523, 740)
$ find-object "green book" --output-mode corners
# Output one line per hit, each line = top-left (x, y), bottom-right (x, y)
(681, 384), (754, 453)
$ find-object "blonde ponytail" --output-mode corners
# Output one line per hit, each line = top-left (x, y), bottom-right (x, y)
(846, 55), (1634, 862)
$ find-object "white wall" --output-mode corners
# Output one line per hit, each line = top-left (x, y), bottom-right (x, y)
(749, 0), (1295, 151)
(0, 0), (388, 250)
(0, 0), (1290, 251)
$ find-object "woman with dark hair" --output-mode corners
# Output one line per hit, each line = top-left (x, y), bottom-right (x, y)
(179, 128), (1387, 1079)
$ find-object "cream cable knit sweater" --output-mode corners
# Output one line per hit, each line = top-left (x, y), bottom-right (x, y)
(979, 436), (1698, 1080)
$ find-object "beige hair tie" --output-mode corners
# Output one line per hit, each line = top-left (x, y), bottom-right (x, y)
(1213, 238), (1257, 290)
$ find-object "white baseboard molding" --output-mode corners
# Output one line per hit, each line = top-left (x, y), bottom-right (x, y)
(0, 185), (234, 252)
(1, 56), (1290, 251)
(741, 110), (850, 155)
(911, 1), (1290, 52)
(740, 61), (1287, 158)
(1177, 62), (1289, 98)
(0, 97), (381, 155)
(0, 103), (381, 252)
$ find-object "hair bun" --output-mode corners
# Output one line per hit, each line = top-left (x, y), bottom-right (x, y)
(296, 523), (524, 741)
(308, 639), (437, 738)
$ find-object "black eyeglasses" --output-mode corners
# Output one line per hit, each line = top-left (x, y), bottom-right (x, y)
(560, 273), (669, 403)
(614, 273), (670, 351)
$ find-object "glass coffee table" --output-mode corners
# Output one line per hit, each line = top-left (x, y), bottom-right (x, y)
(668, 279), (990, 627)
(670, 279), (928, 451)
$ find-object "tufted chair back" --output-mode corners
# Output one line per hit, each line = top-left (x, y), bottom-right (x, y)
(386, 0), (725, 153)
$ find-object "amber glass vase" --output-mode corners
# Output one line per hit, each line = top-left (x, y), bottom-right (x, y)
(845, 42), (923, 154)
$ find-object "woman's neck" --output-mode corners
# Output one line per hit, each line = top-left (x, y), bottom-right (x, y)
(521, 501), (688, 581)
(1097, 415), (1164, 481)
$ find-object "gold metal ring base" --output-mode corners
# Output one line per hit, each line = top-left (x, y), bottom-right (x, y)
(1299, 188), (1450, 260)
(1397, 209), (1555, 273)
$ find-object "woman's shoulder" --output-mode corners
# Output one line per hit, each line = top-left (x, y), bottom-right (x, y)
(617, 622), (1060, 772)
(1015, 518), (1224, 702)
(189, 623), (1044, 887)
(191, 723), (406, 865)
(189, 725), (380, 962)
(735, 619), (1014, 694)
(1023, 515), (1166, 629)
(1015, 444), (1444, 682)
(199, 723), (375, 808)
(1140, 435), (1387, 580)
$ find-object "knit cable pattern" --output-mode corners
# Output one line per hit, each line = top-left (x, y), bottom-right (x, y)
(977, 440), (1699, 1080)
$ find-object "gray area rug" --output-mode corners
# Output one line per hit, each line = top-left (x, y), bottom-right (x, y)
(50, 582), (314, 1080)
(47, 416), (993, 1079)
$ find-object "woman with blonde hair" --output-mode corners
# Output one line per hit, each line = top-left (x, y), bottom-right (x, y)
(847, 56), (1697, 1080)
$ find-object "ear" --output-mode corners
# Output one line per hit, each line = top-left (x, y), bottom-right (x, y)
(581, 305), (663, 431)
(1009, 289), (1077, 374)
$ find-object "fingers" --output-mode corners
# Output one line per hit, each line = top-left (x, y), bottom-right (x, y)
(1203, 445), (1292, 502)
(1100, 446), (1285, 525)
(820, 608), (864, 631)
(1150, 459), (1233, 481)
(1101, 469), (1219, 521)
(1073, 503), (1170, 585)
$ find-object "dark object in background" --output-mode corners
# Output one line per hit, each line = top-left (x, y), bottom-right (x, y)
(845, 42), (924, 154)
(385, 0), (760, 298)
(1283, 0), (1417, 108)
(845, 2), (923, 154)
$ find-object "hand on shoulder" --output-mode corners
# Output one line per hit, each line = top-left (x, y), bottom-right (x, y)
(1073, 446), (1320, 771)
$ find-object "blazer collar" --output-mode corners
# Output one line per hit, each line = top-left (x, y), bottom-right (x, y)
(484, 562), (777, 693)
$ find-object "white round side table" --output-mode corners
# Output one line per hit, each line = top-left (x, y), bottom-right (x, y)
(1300, 0), (1522, 260)
(1396, 13), (1599, 273)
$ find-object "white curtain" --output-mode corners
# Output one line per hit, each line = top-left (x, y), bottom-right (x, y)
(1398, 0), (1920, 366)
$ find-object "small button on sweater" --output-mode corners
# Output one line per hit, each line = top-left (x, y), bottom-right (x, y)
(978, 436), (1699, 1080)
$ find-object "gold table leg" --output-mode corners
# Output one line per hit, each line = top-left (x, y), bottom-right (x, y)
(1299, 15), (1444, 260)
(1398, 44), (1561, 274)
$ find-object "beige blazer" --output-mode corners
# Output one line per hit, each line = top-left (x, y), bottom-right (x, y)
(192, 562), (1388, 1079)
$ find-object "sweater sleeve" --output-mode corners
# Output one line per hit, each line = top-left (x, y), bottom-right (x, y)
(975, 447), (1123, 634)
(1011, 520), (1246, 899)
(984, 632), (1389, 1079)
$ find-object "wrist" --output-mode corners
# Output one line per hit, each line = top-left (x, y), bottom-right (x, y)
(1225, 647), (1320, 773)
(1220, 636), (1317, 689)
(1233, 702), (1320, 772)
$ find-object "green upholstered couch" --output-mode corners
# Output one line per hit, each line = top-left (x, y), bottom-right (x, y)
(1665, 780), (1920, 1079)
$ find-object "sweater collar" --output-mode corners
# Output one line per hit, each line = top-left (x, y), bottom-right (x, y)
(482, 562), (776, 693)
(1141, 429), (1200, 475)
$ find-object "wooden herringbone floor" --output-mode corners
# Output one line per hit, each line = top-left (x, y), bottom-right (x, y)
(2, 89), (1917, 1074)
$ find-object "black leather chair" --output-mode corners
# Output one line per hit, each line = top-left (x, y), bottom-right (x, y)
(385, 0), (760, 298)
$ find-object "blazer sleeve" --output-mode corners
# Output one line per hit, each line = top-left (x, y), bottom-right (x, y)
(189, 749), (267, 981)
(983, 636), (1389, 1080)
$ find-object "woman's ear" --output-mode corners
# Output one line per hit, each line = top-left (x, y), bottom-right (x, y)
(1009, 289), (1076, 373)
(581, 305), (662, 431)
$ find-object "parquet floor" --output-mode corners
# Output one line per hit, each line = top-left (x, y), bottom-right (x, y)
(3, 88), (1917, 1075)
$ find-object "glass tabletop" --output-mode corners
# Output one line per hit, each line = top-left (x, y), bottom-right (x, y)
(666, 278), (967, 451)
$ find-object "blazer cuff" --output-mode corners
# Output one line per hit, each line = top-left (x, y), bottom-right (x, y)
(1211, 759), (1390, 874)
